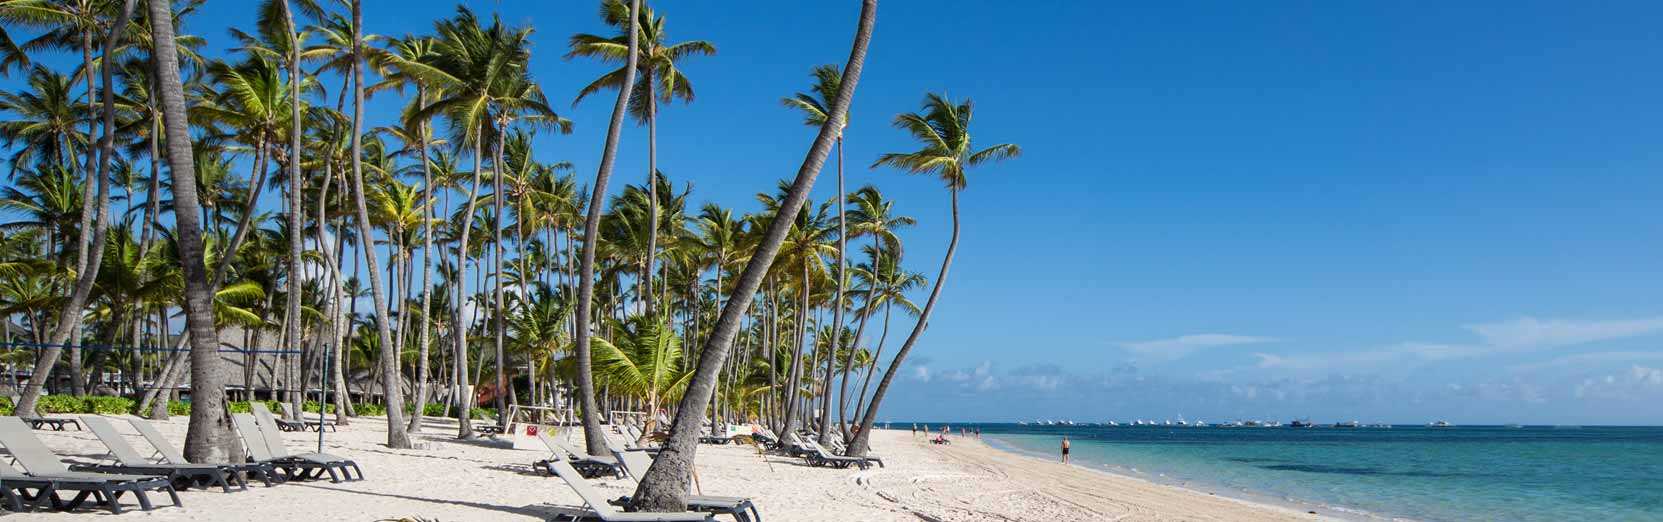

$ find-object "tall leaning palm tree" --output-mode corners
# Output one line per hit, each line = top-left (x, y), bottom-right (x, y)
(781, 64), (850, 445)
(343, 0), (413, 449)
(145, 0), (243, 462)
(571, 0), (643, 457)
(569, 0), (713, 316)
(848, 93), (1021, 456)
(12, 0), (131, 415)
(628, 0), (877, 511)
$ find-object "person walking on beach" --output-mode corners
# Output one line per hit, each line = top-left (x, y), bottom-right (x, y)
(1061, 436), (1071, 464)
(912, 423), (918, 437)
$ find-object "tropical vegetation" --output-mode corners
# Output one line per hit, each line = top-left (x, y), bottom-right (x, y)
(0, 0), (1014, 510)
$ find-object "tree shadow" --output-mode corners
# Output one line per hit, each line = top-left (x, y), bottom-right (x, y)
(289, 482), (573, 519)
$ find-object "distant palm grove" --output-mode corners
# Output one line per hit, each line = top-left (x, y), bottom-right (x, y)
(0, 0), (1014, 508)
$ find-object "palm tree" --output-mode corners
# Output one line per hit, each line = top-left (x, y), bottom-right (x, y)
(838, 185), (911, 436)
(143, 0), (243, 462)
(781, 64), (851, 444)
(372, 33), (442, 432)
(571, 0), (643, 457)
(849, 93), (1021, 456)
(627, 0), (876, 511)
(342, 0), (413, 449)
(593, 316), (691, 420)
(568, 0), (714, 316)
(0, 66), (87, 172)
(13, 0), (132, 410)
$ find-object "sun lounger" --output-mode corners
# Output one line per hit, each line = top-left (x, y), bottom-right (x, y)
(0, 416), (179, 513)
(541, 433), (625, 479)
(545, 459), (714, 521)
(609, 449), (760, 522)
(804, 440), (882, 469)
(278, 403), (337, 432)
(126, 418), (283, 487)
(826, 439), (884, 468)
(77, 417), (244, 492)
(18, 415), (80, 431)
(231, 413), (362, 482)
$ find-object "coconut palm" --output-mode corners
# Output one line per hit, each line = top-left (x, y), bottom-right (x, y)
(627, 0), (875, 511)
(570, 0), (643, 457)
(569, 0), (714, 316)
(0, 65), (88, 172)
(837, 185), (911, 436)
(781, 64), (852, 444)
(372, 33), (443, 431)
(850, 93), (1021, 456)
(142, 0), (242, 462)
(335, 0), (414, 449)
(593, 315), (690, 420)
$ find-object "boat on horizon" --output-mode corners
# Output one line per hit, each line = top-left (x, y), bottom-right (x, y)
(1289, 419), (1314, 428)
(1334, 420), (1360, 428)
(1430, 420), (1452, 428)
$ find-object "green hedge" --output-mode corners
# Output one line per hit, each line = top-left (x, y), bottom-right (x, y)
(0, 395), (136, 415)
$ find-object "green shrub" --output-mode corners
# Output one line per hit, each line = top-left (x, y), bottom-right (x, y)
(423, 402), (447, 416)
(37, 395), (85, 414)
(355, 403), (387, 416)
(226, 400), (282, 414)
(167, 400), (190, 416)
(471, 407), (496, 420)
(82, 396), (134, 414)
(0, 396), (13, 415)
(301, 400), (336, 414)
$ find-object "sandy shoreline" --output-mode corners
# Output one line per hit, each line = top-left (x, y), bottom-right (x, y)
(10, 416), (1328, 520)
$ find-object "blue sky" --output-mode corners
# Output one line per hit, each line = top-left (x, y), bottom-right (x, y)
(6, 1), (1663, 424)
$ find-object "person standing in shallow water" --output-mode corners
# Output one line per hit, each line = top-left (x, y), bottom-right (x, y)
(1061, 436), (1071, 464)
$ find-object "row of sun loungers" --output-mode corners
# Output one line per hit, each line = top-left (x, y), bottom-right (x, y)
(0, 402), (363, 513)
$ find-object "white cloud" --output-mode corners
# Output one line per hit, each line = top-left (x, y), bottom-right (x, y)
(1573, 365), (1663, 400)
(910, 366), (930, 382)
(1120, 334), (1278, 361)
(1466, 316), (1663, 349)
(1507, 351), (1663, 374)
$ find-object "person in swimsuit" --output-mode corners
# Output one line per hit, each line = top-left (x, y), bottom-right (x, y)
(1061, 436), (1071, 464)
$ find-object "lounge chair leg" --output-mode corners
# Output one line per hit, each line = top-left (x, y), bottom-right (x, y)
(163, 485), (181, 507)
(135, 487), (156, 511)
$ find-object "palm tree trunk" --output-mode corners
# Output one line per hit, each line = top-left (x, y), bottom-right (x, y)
(851, 299), (890, 424)
(348, 0), (412, 448)
(492, 119), (509, 429)
(15, 0), (132, 413)
(644, 89), (658, 316)
(279, 0), (305, 422)
(408, 86), (436, 433)
(451, 138), (485, 439)
(628, 0), (875, 509)
(574, 0), (643, 457)
(850, 187), (957, 457)
(141, 0), (244, 462)
(821, 136), (847, 445)
(780, 266), (810, 433)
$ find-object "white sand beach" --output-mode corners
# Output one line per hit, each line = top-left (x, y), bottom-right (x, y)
(10, 416), (1327, 521)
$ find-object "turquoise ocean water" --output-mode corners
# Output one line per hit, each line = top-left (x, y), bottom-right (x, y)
(932, 423), (1662, 521)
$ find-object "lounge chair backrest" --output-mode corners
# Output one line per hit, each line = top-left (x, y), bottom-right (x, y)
(537, 431), (569, 458)
(553, 438), (591, 459)
(248, 403), (292, 458)
(614, 449), (654, 480)
(279, 402), (296, 419)
(82, 416), (151, 466)
(128, 418), (189, 464)
(0, 416), (71, 474)
(546, 459), (624, 517)
(232, 413), (278, 461)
